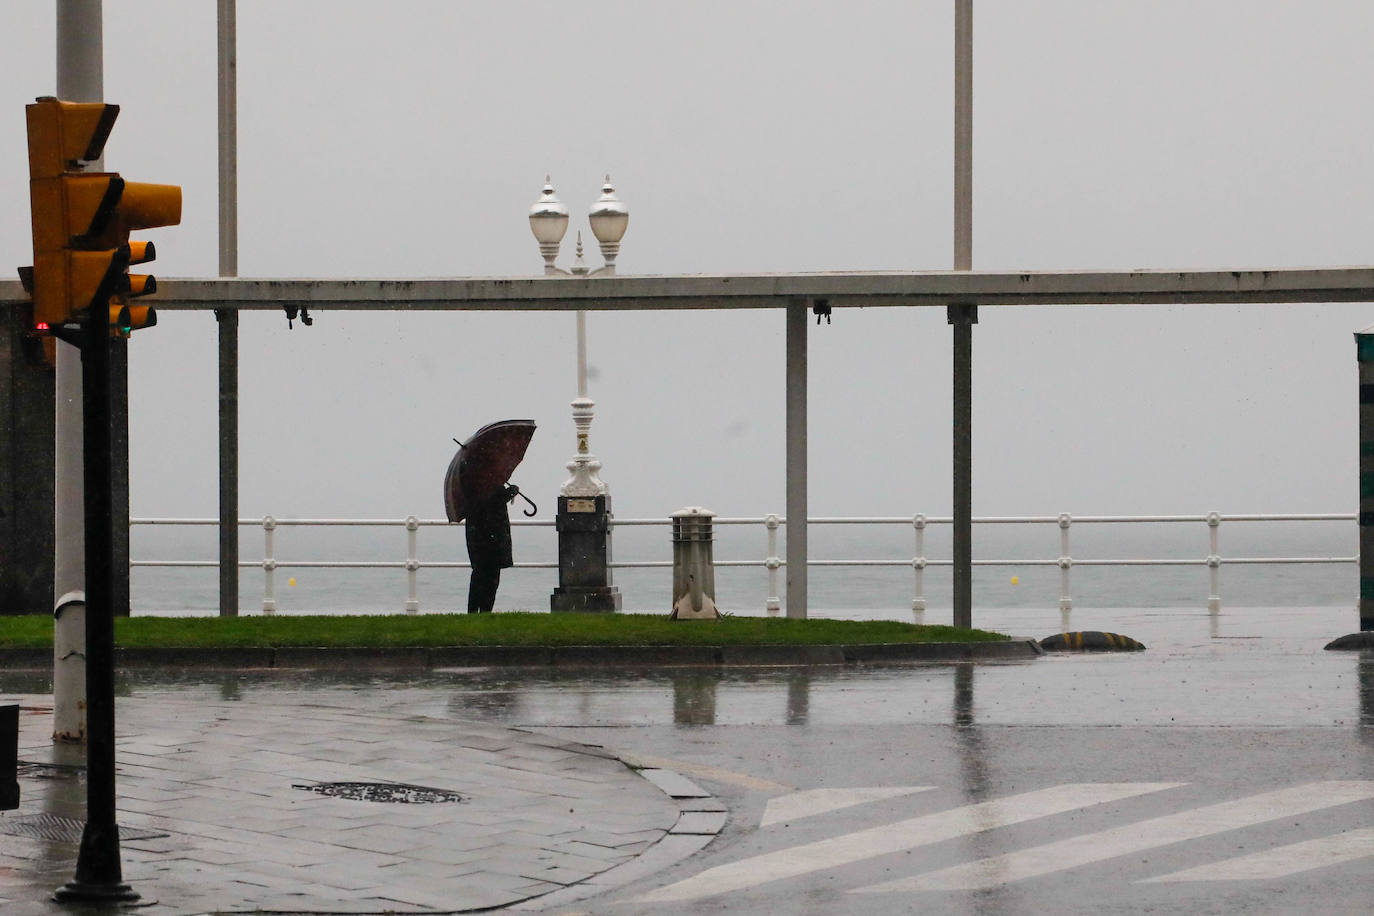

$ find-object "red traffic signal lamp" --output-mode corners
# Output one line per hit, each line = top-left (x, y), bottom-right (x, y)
(20, 97), (180, 357)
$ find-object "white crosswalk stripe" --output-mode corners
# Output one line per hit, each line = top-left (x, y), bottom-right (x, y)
(856, 780), (1374, 893)
(760, 787), (936, 826)
(1138, 826), (1374, 883)
(633, 782), (1181, 903)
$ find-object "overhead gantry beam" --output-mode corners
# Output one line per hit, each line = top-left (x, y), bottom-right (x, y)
(6, 267), (1373, 312)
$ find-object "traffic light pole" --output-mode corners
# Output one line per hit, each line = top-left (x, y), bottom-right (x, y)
(53, 311), (136, 903)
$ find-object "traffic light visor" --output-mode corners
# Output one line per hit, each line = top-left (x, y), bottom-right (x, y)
(118, 182), (181, 231)
(28, 173), (124, 251)
(109, 301), (156, 335)
(25, 98), (119, 177)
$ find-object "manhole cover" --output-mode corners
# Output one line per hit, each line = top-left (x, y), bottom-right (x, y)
(0, 814), (168, 844)
(292, 781), (464, 804)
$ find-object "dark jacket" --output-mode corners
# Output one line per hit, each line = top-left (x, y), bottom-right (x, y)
(464, 485), (516, 569)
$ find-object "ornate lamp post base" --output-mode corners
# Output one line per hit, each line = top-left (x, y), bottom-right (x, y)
(551, 493), (622, 613)
(531, 178), (629, 614)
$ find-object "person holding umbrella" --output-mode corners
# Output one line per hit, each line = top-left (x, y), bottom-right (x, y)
(444, 420), (538, 613)
(463, 482), (520, 613)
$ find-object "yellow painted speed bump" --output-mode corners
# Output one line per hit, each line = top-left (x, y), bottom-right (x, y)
(1038, 631), (1145, 652)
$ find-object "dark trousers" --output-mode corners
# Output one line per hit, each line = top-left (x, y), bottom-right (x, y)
(468, 566), (501, 613)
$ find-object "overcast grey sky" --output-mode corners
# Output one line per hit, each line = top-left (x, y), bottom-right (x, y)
(3, 1), (1373, 523)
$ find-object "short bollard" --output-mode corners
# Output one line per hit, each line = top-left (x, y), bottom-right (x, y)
(2, 703), (19, 810)
(670, 507), (720, 619)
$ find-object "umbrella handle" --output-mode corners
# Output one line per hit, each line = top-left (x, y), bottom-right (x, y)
(516, 491), (538, 517)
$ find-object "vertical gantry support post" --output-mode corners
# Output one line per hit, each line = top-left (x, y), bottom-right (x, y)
(216, 0), (239, 617)
(1357, 327), (1374, 631)
(950, 304), (976, 630)
(954, 0), (973, 271)
(950, 0), (975, 631)
(785, 299), (808, 619)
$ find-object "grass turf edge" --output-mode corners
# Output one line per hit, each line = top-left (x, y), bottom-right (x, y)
(0, 613), (1008, 649)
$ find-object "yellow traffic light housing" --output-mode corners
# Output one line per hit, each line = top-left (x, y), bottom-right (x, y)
(108, 300), (157, 337)
(24, 98), (117, 177)
(20, 97), (180, 359)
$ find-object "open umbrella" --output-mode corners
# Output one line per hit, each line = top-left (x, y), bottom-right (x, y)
(443, 419), (537, 523)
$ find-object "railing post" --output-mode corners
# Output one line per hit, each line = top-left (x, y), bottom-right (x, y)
(1207, 511), (1221, 612)
(404, 516), (420, 615)
(1058, 513), (1073, 624)
(765, 514), (781, 616)
(261, 516), (276, 615)
(912, 514), (927, 622)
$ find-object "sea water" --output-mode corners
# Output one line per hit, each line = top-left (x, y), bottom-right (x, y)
(128, 516), (1357, 620)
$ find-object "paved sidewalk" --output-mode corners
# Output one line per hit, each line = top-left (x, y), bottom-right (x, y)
(0, 695), (720, 914)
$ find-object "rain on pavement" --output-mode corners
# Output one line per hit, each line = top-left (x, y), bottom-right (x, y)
(2, 605), (1371, 914)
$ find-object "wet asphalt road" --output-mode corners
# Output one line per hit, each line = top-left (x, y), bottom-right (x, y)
(3, 605), (1372, 914)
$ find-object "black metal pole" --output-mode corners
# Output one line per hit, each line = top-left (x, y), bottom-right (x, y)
(54, 313), (137, 903)
(1359, 330), (1374, 632)
(949, 303), (976, 630)
(218, 309), (239, 617)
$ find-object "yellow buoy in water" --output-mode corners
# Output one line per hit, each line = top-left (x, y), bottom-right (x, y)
(288, 577), (297, 587)
(1010, 575), (1019, 585)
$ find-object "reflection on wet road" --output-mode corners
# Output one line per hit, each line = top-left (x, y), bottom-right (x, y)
(1, 606), (1370, 914)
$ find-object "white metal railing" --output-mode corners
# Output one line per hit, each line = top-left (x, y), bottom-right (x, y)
(129, 512), (1357, 616)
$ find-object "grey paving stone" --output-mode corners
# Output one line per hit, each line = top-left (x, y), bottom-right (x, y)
(636, 767), (712, 798)
(0, 691), (721, 915)
(671, 810), (729, 834)
(678, 795), (729, 812)
(522, 863), (600, 885)
(512, 833), (717, 910)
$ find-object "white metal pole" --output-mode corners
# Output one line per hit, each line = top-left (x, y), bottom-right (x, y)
(261, 517), (276, 614)
(1059, 513), (1072, 615)
(1207, 512), (1221, 612)
(785, 300), (808, 618)
(912, 514), (926, 621)
(405, 516), (419, 614)
(576, 311), (588, 400)
(765, 514), (781, 616)
(52, 0), (103, 745)
(950, 0), (976, 630)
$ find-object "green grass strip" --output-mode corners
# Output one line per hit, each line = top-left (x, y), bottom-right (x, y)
(0, 613), (1007, 650)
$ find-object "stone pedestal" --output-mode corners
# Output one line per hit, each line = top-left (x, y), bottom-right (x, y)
(670, 507), (718, 618)
(551, 494), (621, 612)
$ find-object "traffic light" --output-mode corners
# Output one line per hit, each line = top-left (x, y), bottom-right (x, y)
(20, 97), (180, 358)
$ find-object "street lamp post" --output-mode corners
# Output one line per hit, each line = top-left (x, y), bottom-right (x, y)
(531, 177), (626, 612)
